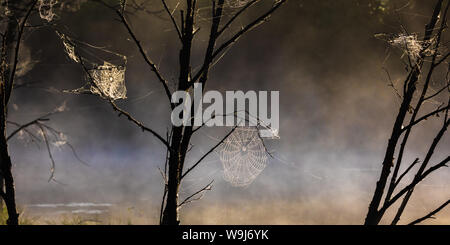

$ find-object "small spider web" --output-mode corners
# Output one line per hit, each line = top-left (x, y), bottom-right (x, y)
(38, 0), (58, 22)
(58, 32), (128, 101)
(89, 62), (127, 100)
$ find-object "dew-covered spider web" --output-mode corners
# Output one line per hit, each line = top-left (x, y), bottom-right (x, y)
(88, 62), (127, 100)
(219, 126), (268, 187)
(58, 32), (80, 63)
(38, 0), (58, 22)
(375, 32), (448, 106)
(375, 33), (437, 63)
(58, 32), (128, 101)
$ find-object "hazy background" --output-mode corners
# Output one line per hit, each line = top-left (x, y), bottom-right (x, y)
(5, 0), (450, 224)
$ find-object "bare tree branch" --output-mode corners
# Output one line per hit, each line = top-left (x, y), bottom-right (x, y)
(178, 180), (213, 207)
(6, 120), (42, 144)
(4, 0), (38, 104)
(181, 125), (238, 179)
(216, 0), (259, 37)
(66, 142), (89, 166)
(394, 158), (420, 188)
(401, 104), (450, 132)
(433, 51), (450, 67)
(6, 117), (49, 141)
(109, 100), (172, 149)
(424, 83), (450, 101)
(191, 0), (286, 84)
(161, 0), (182, 41)
(211, 0), (286, 62)
(159, 129), (171, 224)
(35, 124), (56, 182)
(380, 154), (450, 214)
(408, 199), (450, 225)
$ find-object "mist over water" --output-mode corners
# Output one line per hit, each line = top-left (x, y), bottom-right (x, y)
(5, 0), (450, 224)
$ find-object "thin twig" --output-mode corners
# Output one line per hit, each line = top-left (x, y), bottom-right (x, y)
(36, 124), (56, 182)
(161, 0), (182, 41)
(181, 125), (238, 179)
(178, 180), (213, 207)
(191, 0), (286, 84)
(6, 117), (49, 141)
(5, 0), (39, 104)
(408, 200), (450, 225)
(394, 158), (420, 188)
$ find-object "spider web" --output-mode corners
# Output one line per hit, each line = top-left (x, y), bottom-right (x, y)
(88, 62), (127, 100)
(38, 0), (58, 22)
(375, 33), (437, 63)
(58, 32), (128, 101)
(219, 126), (267, 187)
(59, 33), (80, 63)
(376, 33), (448, 106)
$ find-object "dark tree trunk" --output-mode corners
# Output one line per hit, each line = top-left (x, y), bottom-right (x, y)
(0, 0), (33, 226)
(161, 127), (183, 225)
(0, 18), (19, 224)
(161, 126), (192, 225)
(0, 141), (19, 225)
(0, 88), (19, 225)
(161, 0), (196, 225)
(161, 156), (181, 225)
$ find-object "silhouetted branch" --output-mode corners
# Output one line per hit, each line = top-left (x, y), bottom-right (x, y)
(161, 0), (182, 41)
(178, 180), (213, 207)
(6, 117), (49, 141)
(424, 82), (450, 101)
(216, 0), (259, 37)
(159, 128), (172, 224)
(381, 154), (450, 214)
(408, 199), (450, 225)
(6, 121), (41, 144)
(109, 100), (172, 149)
(191, 0), (286, 84)
(434, 51), (450, 67)
(5, 0), (38, 104)
(35, 124), (56, 182)
(65, 142), (89, 166)
(394, 158), (420, 188)
(181, 125), (238, 179)
(211, 0), (286, 60)
(401, 104), (450, 132)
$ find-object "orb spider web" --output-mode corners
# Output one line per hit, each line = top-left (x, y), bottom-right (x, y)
(219, 126), (268, 187)
(58, 32), (128, 101)
(88, 62), (127, 100)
